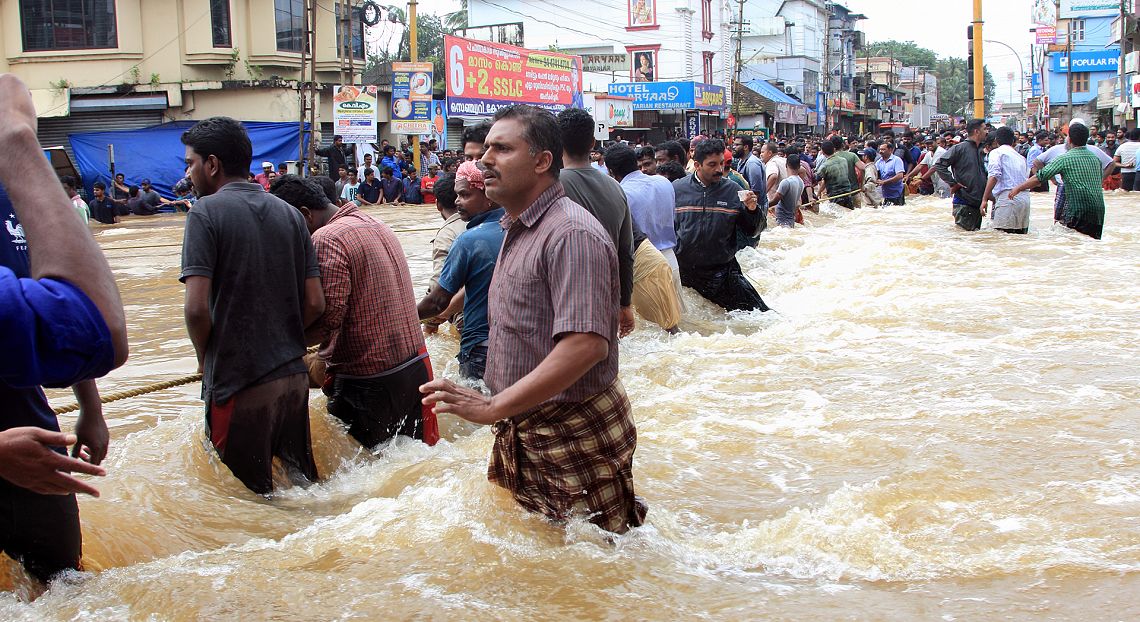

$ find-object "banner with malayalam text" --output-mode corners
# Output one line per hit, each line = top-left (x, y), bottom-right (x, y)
(445, 35), (583, 116)
(333, 85), (378, 143)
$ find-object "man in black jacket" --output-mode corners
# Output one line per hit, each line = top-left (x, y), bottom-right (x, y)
(934, 119), (988, 231)
(315, 134), (349, 181)
(672, 138), (769, 312)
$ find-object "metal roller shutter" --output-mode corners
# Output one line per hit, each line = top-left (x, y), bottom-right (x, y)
(37, 110), (165, 178)
(446, 118), (464, 152)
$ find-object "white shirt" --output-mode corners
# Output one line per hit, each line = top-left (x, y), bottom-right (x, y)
(1114, 141), (1140, 173)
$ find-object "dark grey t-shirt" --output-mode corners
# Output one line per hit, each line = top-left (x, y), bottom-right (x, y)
(180, 182), (320, 403)
(558, 167), (634, 307)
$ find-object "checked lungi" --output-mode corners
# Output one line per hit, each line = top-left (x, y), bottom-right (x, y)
(489, 381), (647, 534)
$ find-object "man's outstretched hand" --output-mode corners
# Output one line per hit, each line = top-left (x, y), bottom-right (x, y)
(0, 427), (105, 496)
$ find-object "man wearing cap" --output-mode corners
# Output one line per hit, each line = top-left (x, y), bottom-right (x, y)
(417, 161), (504, 380)
(254, 162), (275, 191)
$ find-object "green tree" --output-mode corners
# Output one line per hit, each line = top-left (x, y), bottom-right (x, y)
(444, 0), (468, 32)
(936, 57), (996, 118)
(859, 40), (938, 70)
(365, 10), (447, 90)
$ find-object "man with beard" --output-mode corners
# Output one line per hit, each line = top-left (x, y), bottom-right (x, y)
(731, 134), (766, 193)
(672, 138), (769, 312)
(419, 105), (646, 534)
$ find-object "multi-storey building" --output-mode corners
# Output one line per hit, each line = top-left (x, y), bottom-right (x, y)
(1043, 0), (1121, 125)
(2, 0), (370, 161)
(465, 0), (732, 142)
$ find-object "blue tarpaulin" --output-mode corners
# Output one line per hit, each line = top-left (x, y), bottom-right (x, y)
(69, 121), (308, 198)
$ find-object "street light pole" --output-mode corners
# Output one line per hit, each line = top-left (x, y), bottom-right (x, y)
(409, 0), (420, 174)
(972, 0), (985, 118)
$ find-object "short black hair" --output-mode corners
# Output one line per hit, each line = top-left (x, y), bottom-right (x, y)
(693, 138), (725, 164)
(269, 174), (332, 212)
(994, 126), (1015, 146)
(363, 152), (373, 159)
(180, 116), (252, 177)
(655, 140), (688, 165)
(363, 167), (375, 178)
(337, 164), (347, 172)
(462, 121), (492, 148)
(381, 166), (394, 175)
(677, 137), (691, 153)
(128, 185), (139, 197)
(433, 173), (457, 212)
(735, 134), (755, 150)
(60, 175), (77, 190)
(347, 167), (358, 176)
(786, 153), (800, 171)
(656, 161), (686, 181)
(313, 176), (338, 203)
(333, 134), (343, 142)
(966, 118), (986, 134)
(556, 107), (597, 159)
(384, 144), (396, 153)
(635, 145), (656, 161)
(821, 141), (835, 156)
(494, 105), (564, 177)
(830, 135), (845, 150)
(1068, 123), (1090, 147)
(1129, 128), (1140, 141)
(604, 143), (638, 178)
(93, 181), (106, 190)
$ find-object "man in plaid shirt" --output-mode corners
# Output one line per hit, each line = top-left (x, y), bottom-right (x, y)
(1010, 123), (1107, 240)
(271, 176), (439, 448)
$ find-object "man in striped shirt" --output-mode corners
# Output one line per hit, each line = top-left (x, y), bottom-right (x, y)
(420, 105), (646, 534)
(1010, 123), (1106, 240)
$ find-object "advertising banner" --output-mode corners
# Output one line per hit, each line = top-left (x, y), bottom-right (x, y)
(445, 35), (583, 116)
(1032, 0), (1056, 27)
(1036, 26), (1057, 44)
(608, 81), (726, 111)
(1053, 50), (1120, 73)
(1032, 73), (1042, 97)
(391, 62), (434, 135)
(332, 85), (378, 144)
(775, 102), (808, 125)
(581, 54), (629, 73)
(1060, 0), (1119, 18)
(598, 97), (634, 127)
(733, 128), (771, 142)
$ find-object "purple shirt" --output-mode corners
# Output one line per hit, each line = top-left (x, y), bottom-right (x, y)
(485, 182), (619, 404)
(876, 155), (906, 198)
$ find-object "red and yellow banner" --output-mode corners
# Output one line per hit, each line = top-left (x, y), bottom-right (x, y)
(444, 35), (583, 116)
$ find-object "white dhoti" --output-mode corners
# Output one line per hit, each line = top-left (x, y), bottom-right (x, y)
(990, 189), (1031, 231)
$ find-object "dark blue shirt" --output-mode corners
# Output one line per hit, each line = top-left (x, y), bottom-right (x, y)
(0, 185), (115, 433)
(380, 176), (402, 202)
(437, 207), (505, 357)
(90, 196), (118, 224)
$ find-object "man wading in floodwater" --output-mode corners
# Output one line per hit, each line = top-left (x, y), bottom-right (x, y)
(420, 105), (646, 534)
(180, 117), (323, 495)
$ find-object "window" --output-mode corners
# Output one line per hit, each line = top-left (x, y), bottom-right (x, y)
(701, 0), (713, 41)
(336, 4), (364, 60)
(211, 0), (231, 48)
(20, 0), (118, 52)
(1071, 19), (1085, 42)
(275, 0), (304, 53)
(1072, 72), (1090, 92)
(702, 51), (715, 84)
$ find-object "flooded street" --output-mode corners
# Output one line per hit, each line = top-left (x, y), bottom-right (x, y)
(2, 191), (1139, 620)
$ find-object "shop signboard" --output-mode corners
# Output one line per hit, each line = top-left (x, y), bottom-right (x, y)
(332, 85), (379, 143)
(608, 81), (726, 111)
(445, 35), (583, 116)
(685, 112), (700, 137)
(1053, 50), (1119, 73)
(391, 62), (433, 135)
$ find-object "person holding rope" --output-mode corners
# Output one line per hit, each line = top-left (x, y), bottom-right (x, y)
(180, 117), (323, 495)
(271, 175), (439, 448)
(0, 74), (128, 584)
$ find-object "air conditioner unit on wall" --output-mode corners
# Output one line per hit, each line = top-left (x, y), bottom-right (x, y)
(784, 85), (797, 95)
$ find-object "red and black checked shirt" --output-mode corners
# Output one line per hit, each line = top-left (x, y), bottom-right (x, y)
(311, 203), (426, 377)
(485, 182), (619, 403)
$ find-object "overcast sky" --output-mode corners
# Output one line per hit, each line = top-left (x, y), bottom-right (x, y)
(408, 0), (1036, 102)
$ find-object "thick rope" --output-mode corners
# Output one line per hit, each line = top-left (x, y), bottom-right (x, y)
(52, 346), (321, 415)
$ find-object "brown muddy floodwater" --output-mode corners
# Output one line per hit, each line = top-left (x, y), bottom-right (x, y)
(2, 191), (1139, 621)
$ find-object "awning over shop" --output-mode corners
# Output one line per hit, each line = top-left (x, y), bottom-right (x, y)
(733, 80), (809, 125)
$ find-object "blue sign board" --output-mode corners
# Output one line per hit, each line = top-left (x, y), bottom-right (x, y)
(1031, 73), (1042, 97)
(608, 81), (726, 112)
(815, 91), (826, 126)
(1053, 50), (1120, 73)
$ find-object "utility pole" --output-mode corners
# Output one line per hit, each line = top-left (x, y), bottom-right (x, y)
(298, 0), (318, 175)
(732, 0), (744, 123)
(410, 0), (420, 175)
(1120, 0), (1127, 127)
(972, 0), (985, 119)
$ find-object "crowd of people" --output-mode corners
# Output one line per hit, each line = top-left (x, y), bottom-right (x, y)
(5, 56), (1125, 591)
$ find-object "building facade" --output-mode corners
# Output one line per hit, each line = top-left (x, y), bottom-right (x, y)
(1043, 4), (1120, 124)
(2, 0), (372, 159)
